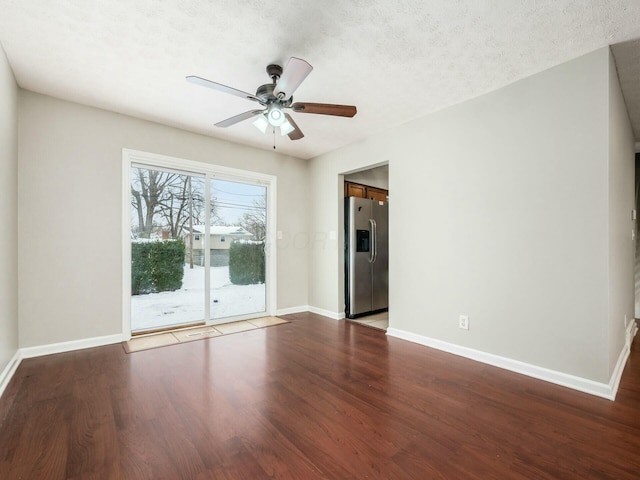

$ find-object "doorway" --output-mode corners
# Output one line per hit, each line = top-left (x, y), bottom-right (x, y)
(123, 150), (276, 337)
(343, 164), (389, 331)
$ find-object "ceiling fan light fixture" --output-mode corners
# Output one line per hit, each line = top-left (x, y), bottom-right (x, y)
(280, 119), (295, 136)
(253, 115), (269, 133)
(267, 104), (286, 127)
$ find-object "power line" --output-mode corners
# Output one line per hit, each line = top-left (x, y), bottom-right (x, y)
(211, 186), (266, 197)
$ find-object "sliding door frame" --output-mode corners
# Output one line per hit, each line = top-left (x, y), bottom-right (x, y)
(121, 148), (277, 339)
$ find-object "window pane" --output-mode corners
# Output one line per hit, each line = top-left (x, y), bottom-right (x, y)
(130, 166), (205, 332)
(209, 178), (267, 320)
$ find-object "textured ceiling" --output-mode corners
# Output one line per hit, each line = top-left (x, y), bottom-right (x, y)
(1, 1), (640, 159)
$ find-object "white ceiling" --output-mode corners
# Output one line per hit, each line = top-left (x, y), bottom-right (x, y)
(1, 1), (640, 160)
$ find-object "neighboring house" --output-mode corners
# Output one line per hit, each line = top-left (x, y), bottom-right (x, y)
(181, 225), (252, 266)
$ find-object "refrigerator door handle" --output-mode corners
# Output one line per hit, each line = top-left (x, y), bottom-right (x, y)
(371, 219), (378, 264)
(374, 219), (378, 263)
(368, 218), (375, 263)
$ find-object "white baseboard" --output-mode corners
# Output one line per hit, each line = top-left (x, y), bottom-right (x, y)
(0, 350), (22, 400)
(276, 305), (345, 320)
(20, 333), (124, 359)
(308, 306), (344, 320)
(386, 327), (621, 400)
(608, 319), (640, 398)
(626, 317), (638, 347)
(276, 305), (310, 316)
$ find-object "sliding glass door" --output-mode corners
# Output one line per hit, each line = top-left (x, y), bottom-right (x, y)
(129, 166), (206, 332)
(127, 158), (270, 335)
(209, 179), (267, 320)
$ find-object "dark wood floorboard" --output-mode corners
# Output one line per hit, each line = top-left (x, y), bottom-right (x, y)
(2, 312), (640, 479)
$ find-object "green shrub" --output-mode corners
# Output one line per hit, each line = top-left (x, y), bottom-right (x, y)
(131, 239), (185, 295)
(131, 242), (153, 295)
(229, 241), (265, 285)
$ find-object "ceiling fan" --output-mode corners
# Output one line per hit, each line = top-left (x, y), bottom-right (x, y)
(186, 57), (357, 141)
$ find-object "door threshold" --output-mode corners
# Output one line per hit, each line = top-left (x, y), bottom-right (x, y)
(132, 321), (206, 337)
(123, 316), (289, 353)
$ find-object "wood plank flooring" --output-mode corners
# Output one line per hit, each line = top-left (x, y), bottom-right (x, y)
(2, 312), (640, 479)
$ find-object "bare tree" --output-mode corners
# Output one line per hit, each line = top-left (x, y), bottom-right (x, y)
(239, 197), (267, 241)
(157, 176), (205, 238)
(130, 169), (181, 238)
(131, 168), (212, 238)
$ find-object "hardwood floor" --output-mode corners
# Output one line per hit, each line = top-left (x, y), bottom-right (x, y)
(1, 312), (640, 479)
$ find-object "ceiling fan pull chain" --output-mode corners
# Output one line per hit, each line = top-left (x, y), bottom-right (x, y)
(273, 127), (276, 150)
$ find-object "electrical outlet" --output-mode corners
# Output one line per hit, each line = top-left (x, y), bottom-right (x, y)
(459, 315), (469, 330)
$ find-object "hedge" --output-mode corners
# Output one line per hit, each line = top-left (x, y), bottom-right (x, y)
(229, 241), (265, 285)
(131, 239), (185, 295)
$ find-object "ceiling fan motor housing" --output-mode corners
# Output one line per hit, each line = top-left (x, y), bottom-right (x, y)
(256, 82), (292, 106)
(255, 83), (275, 103)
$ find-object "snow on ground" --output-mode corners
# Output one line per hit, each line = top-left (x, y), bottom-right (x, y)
(131, 264), (265, 331)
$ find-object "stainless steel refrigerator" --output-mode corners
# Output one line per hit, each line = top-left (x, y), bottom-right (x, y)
(345, 196), (388, 318)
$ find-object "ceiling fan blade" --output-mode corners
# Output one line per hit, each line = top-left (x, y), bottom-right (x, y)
(284, 113), (304, 140)
(186, 75), (262, 103)
(273, 57), (313, 100)
(215, 109), (265, 128)
(291, 102), (357, 117)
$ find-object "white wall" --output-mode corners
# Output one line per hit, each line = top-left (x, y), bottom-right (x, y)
(309, 48), (633, 383)
(0, 44), (19, 377)
(344, 165), (389, 190)
(18, 92), (309, 348)
(607, 50), (635, 376)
